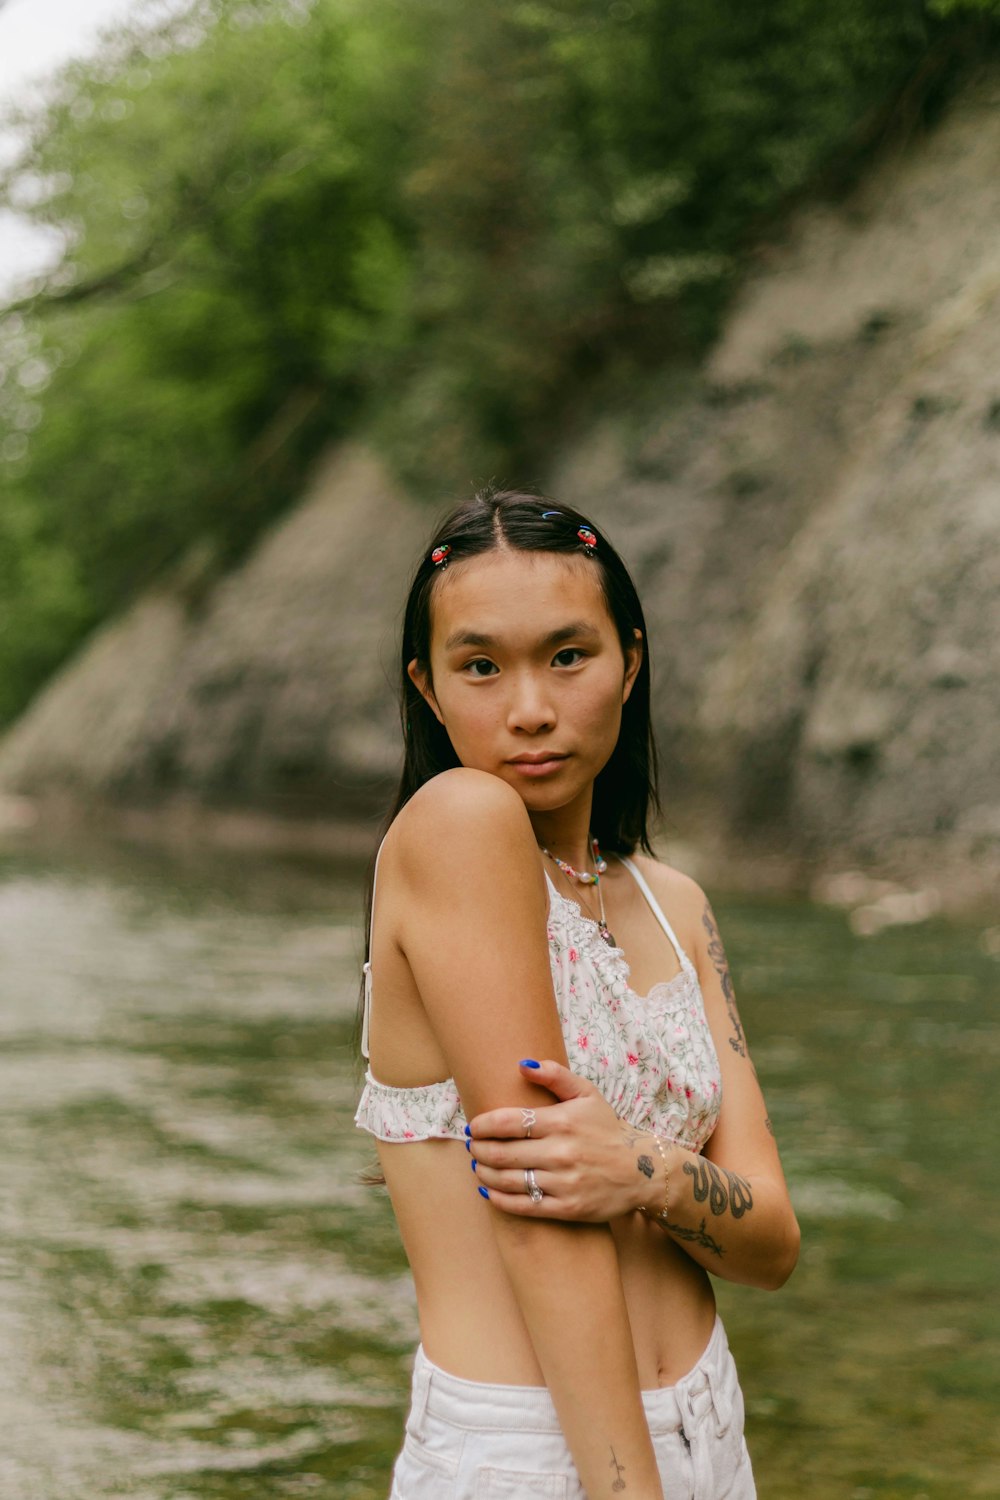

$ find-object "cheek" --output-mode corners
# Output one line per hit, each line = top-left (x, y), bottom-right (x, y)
(434, 684), (496, 745)
(568, 670), (625, 740)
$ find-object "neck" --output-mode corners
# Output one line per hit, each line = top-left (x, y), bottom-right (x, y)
(528, 788), (597, 873)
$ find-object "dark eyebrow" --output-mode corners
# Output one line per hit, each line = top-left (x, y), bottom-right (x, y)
(443, 630), (496, 651)
(443, 621), (602, 652)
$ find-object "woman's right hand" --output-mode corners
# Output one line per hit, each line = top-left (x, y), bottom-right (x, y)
(468, 1057), (661, 1222)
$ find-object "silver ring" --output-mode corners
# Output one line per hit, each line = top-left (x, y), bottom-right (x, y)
(524, 1168), (543, 1204)
(520, 1108), (536, 1140)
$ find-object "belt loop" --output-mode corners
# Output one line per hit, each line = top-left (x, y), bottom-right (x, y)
(705, 1357), (732, 1438)
(707, 1332), (740, 1434)
(679, 1384), (714, 1499)
(678, 1381), (696, 1447)
(407, 1347), (432, 1434)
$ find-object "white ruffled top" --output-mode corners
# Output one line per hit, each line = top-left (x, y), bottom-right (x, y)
(354, 856), (722, 1151)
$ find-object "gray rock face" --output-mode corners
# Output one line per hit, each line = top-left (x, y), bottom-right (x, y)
(1, 78), (998, 896)
(0, 446), (428, 818)
(549, 74), (1000, 890)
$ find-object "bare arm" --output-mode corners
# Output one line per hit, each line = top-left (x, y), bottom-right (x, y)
(395, 769), (664, 1500)
(644, 891), (799, 1289)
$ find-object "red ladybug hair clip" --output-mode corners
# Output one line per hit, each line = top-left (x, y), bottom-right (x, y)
(430, 543), (452, 567)
(577, 527), (597, 551)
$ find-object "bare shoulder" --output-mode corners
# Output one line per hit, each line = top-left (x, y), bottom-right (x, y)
(395, 767), (529, 843)
(386, 769), (539, 890)
(626, 850), (709, 918)
(624, 850), (714, 956)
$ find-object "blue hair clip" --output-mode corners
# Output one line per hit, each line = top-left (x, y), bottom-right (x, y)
(541, 510), (562, 519)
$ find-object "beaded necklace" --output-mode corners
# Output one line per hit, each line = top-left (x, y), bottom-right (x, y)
(541, 836), (616, 947)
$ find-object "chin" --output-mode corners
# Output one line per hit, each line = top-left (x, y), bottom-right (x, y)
(515, 780), (581, 810)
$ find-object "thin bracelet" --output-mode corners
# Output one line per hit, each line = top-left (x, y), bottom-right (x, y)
(639, 1133), (671, 1224)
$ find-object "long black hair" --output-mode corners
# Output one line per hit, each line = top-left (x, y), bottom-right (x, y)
(358, 487), (660, 1037)
(398, 489), (658, 849)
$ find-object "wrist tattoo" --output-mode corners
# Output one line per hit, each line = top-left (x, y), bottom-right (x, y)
(609, 1446), (626, 1491)
(701, 901), (746, 1057)
(682, 1158), (754, 1218)
(637, 1153), (655, 1179)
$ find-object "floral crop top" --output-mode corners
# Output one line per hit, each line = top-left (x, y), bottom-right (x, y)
(354, 849), (723, 1153)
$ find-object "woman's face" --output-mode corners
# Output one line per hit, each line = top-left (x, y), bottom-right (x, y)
(408, 548), (642, 815)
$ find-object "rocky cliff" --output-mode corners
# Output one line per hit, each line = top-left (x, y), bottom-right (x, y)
(0, 445), (424, 822)
(2, 73), (998, 905)
(553, 68), (1000, 901)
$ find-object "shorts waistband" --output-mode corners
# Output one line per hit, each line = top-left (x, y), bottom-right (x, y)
(408, 1314), (736, 1441)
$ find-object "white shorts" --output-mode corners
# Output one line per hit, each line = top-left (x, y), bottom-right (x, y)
(389, 1313), (756, 1499)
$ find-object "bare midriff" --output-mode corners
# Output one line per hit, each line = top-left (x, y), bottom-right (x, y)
(379, 1137), (718, 1391)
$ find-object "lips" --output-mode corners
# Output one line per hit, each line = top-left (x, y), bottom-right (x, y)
(506, 752), (570, 778)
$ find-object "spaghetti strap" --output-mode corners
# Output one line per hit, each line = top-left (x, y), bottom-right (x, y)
(361, 836), (389, 1060)
(617, 856), (695, 975)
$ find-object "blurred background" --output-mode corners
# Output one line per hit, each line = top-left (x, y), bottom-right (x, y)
(0, 0), (997, 1495)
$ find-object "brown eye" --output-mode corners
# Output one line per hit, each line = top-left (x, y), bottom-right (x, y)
(553, 648), (585, 667)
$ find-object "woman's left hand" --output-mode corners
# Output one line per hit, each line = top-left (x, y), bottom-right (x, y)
(467, 1059), (653, 1221)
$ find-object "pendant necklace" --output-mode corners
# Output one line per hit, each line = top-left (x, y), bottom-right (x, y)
(541, 835), (617, 947)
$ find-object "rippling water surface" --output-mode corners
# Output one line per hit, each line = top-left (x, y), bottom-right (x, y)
(0, 836), (996, 1499)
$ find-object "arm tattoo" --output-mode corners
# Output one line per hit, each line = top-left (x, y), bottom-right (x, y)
(662, 1216), (725, 1257)
(765, 1115), (775, 1137)
(609, 1446), (626, 1490)
(682, 1157), (754, 1218)
(637, 1154), (655, 1179)
(701, 900), (746, 1057)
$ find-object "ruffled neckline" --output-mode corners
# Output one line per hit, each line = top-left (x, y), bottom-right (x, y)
(545, 884), (695, 1008)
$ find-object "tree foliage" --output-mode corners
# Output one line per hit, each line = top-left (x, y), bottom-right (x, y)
(0, 0), (995, 725)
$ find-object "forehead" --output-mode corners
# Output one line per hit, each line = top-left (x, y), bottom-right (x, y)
(429, 548), (613, 647)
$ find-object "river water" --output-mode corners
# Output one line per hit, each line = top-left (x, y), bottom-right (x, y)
(0, 835), (996, 1499)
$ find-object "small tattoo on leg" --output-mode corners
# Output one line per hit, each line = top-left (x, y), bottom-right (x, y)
(609, 1445), (626, 1491)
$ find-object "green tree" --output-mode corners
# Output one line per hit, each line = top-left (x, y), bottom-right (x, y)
(0, 0), (995, 726)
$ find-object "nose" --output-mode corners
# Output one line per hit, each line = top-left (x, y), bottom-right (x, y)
(506, 669), (556, 735)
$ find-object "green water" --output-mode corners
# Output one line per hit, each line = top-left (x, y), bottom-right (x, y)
(0, 836), (996, 1499)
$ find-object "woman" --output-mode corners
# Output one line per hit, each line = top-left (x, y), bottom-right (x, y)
(354, 489), (799, 1499)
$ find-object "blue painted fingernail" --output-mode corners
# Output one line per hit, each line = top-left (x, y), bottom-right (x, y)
(478, 1185), (489, 1199)
(519, 1058), (540, 1068)
(471, 1159), (477, 1172)
(465, 1139), (471, 1153)
(464, 1124), (471, 1136)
